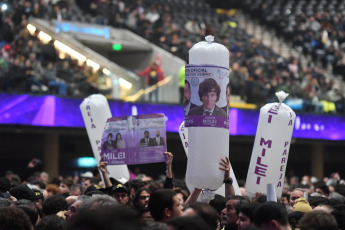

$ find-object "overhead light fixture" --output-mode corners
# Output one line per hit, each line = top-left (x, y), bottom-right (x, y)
(119, 78), (132, 90)
(86, 59), (100, 71)
(27, 24), (36, 35)
(54, 40), (86, 64)
(38, 31), (52, 44)
(103, 68), (111, 75)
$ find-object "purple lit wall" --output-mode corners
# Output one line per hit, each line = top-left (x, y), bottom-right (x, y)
(0, 94), (345, 140)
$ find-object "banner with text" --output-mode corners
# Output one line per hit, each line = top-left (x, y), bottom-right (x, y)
(101, 113), (167, 165)
(245, 102), (295, 199)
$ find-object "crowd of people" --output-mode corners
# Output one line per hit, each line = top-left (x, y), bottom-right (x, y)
(1, 154), (345, 230)
(75, 0), (345, 113)
(240, 0), (345, 79)
(0, 0), (112, 97)
(237, 0), (345, 113)
(0, 0), (344, 113)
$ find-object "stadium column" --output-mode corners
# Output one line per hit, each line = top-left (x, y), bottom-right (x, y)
(43, 133), (59, 178)
(311, 142), (323, 180)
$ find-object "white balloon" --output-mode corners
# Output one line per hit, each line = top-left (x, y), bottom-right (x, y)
(179, 122), (242, 196)
(245, 92), (295, 199)
(80, 94), (130, 180)
(186, 36), (230, 190)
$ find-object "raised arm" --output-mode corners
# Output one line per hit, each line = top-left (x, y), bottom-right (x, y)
(163, 152), (174, 189)
(164, 152), (173, 179)
(219, 157), (235, 199)
(98, 157), (112, 188)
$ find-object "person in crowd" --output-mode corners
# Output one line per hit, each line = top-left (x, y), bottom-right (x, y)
(46, 184), (59, 197)
(64, 195), (91, 222)
(221, 195), (249, 230)
(69, 184), (84, 196)
(298, 210), (338, 230)
(0, 207), (33, 230)
(290, 188), (308, 207)
(253, 202), (291, 230)
(43, 62), (68, 96)
(182, 202), (220, 230)
(168, 216), (213, 230)
(173, 188), (189, 206)
(85, 194), (119, 210)
(280, 193), (290, 206)
(148, 189), (183, 223)
(42, 194), (68, 216)
(65, 196), (77, 208)
(82, 178), (92, 190)
(137, 60), (165, 103)
(132, 187), (151, 211)
(35, 215), (68, 230)
(236, 202), (259, 230)
(314, 182), (330, 198)
(58, 179), (73, 196)
(112, 184), (130, 207)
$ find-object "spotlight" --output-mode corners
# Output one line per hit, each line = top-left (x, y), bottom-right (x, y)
(1, 3), (8, 12)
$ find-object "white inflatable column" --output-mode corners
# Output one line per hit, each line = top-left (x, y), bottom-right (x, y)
(179, 122), (241, 196)
(80, 94), (129, 181)
(245, 91), (295, 199)
(185, 36), (230, 190)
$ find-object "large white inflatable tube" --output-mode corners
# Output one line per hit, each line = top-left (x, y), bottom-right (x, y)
(179, 122), (241, 196)
(80, 94), (130, 181)
(185, 35), (229, 190)
(245, 91), (295, 199)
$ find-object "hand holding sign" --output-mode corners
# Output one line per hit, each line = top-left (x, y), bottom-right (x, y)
(98, 156), (108, 174)
(101, 114), (167, 165)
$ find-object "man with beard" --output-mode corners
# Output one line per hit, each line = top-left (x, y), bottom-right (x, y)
(153, 130), (165, 146)
(184, 80), (197, 115)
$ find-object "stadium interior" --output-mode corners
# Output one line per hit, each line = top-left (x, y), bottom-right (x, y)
(0, 0), (344, 182)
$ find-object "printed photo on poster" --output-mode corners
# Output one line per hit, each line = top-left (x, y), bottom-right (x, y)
(139, 130), (165, 147)
(185, 65), (229, 129)
(188, 78), (227, 116)
(101, 114), (167, 165)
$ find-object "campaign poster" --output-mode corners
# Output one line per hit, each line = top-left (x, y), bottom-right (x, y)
(101, 113), (167, 165)
(184, 65), (229, 129)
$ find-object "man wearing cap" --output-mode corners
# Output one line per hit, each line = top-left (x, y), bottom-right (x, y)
(80, 171), (93, 189)
(112, 184), (129, 206)
(10, 184), (42, 202)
